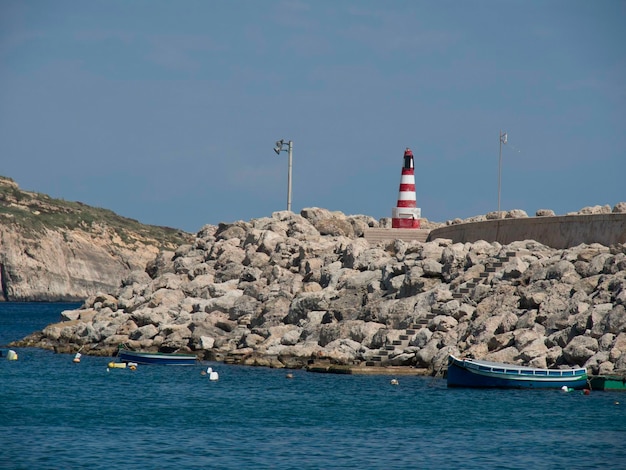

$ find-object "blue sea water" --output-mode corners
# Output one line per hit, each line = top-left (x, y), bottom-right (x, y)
(1, 303), (625, 470)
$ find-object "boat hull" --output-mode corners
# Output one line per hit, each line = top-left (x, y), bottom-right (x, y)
(118, 349), (197, 366)
(447, 355), (588, 389)
(588, 375), (626, 392)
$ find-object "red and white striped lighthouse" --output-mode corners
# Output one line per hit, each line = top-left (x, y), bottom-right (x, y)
(391, 148), (421, 228)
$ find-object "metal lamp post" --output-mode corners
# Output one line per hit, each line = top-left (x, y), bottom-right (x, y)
(273, 139), (293, 212)
(498, 130), (507, 213)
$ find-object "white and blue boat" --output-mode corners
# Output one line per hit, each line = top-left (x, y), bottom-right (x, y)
(447, 355), (588, 389)
(117, 347), (197, 366)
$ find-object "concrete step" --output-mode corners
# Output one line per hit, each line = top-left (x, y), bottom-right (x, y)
(363, 228), (430, 244)
(479, 272), (489, 278)
(452, 293), (463, 299)
(491, 261), (503, 268)
(405, 329), (416, 335)
(399, 334), (409, 341)
(392, 340), (402, 346)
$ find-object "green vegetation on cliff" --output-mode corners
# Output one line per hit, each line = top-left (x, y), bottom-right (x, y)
(0, 176), (192, 249)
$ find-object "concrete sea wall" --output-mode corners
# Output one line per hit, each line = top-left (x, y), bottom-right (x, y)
(427, 213), (626, 249)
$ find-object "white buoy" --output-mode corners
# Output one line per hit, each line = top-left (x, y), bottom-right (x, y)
(390, 378), (399, 386)
(73, 352), (82, 363)
(207, 367), (219, 381)
(6, 349), (18, 361)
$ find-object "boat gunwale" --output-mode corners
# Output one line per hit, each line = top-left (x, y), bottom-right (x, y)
(118, 350), (197, 360)
(117, 349), (198, 365)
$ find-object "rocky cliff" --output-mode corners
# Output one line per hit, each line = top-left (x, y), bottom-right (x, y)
(0, 176), (192, 301)
(14, 206), (626, 376)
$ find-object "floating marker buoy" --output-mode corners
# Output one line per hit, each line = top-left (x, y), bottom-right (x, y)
(286, 373), (294, 379)
(107, 362), (126, 369)
(207, 367), (219, 381)
(73, 352), (82, 363)
(6, 350), (18, 361)
(390, 378), (399, 385)
(583, 389), (590, 395)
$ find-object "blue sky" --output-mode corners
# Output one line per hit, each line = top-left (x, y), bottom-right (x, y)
(1, 1), (624, 233)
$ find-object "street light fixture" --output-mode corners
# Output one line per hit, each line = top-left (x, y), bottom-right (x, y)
(498, 130), (507, 213)
(274, 139), (293, 212)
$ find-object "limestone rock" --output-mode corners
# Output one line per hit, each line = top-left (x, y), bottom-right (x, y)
(536, 209), (555, 217)
(613, 202), (626, 213)
(563, 335), (598, 365)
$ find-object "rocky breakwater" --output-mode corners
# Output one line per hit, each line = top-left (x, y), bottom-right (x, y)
(15, 207), (626, 376)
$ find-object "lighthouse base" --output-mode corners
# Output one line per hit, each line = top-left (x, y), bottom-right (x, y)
(391, 207), (421, 229)
(392, 218), (420, 229)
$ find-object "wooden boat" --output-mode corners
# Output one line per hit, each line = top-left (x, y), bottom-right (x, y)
(447, 355), (588, 389)
(117, 347), (197, 366)
(588, 375), (626, 392)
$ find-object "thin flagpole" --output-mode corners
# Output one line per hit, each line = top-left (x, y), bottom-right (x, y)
(498, 130), (502, 213)
(498, 130), (507, 213)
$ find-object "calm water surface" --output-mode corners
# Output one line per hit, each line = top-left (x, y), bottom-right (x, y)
(1, 302), (624, 469)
